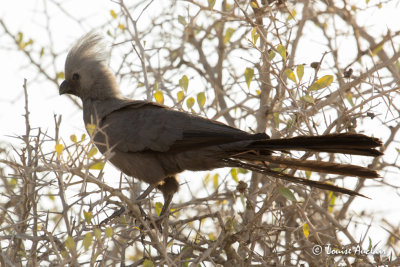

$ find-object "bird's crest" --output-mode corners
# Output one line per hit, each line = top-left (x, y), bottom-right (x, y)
(65, 32), (108, 74)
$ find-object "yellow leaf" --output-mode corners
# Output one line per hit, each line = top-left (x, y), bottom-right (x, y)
(82, 233), (93, 251)
(208, 0), (216, 9)
(88, 147), (98, 158)
(177, 90), (185, 102)
(179, 75), (189, 91)
(197, 92), (206, 108)
(250, 0), (259, 8)
(186, 97), (195, 109)
(287, 9), (296, 21)
(155, 202), (163, 216)
(303, 223), (310, 239)
(224, 27), (235, 44)
(86, 123), (96, 136)
(110, 10), (117, 19)
(284, 69), (297, 83)
(203, 173), (210, 185)
(244, 68), (254, 88)
(328, 192), (336, 213)
(305, 170), (312, 179)
(105, 227), (113, 238)
(256, 89), (261, 95)
(308, 75), (334, 91)
(251, 27), (258, 44)
(371, 44), (383, 57)
(213, 173), (219, 190)
(90, 161), (105, 170)
(296, 64), (304, 81)
(56, 72), (65, 80)
(154, 90), (164, 104)
(143, 259), (155, 267)
(276, 44), (287, 60)
(83, 210), (93, 224)
(70, 134), (77, 143)
(55, 144), (63, 158)
(118, 23), (125, 31)
(230, 168), (238, 183)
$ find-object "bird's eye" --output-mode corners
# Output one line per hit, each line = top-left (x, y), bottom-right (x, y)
(72, 73), (80, 81)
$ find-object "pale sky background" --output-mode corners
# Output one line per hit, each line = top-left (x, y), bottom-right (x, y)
(1, 0), (400, 256)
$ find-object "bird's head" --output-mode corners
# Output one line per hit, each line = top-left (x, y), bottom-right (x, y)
(59, 32), (121, 100)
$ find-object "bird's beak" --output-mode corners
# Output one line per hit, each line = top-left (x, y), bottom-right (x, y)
(59, 80), (70, 95)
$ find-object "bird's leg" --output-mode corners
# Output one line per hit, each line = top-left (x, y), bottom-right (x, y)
(100, 184), (157, 225)
(135, 184), (157, 201)
(157, 176), (179, 218)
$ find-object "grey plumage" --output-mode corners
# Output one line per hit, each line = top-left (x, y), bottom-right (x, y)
(60, 33), (382, 215)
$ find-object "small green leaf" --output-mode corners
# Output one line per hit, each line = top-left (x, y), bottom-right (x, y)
(276, 44), (287, 60)
(309, 75), (334, 91)
(346, 92), (354, 106)
(94, 228), (101, 240)
(296, 64), (304, 81)
(213, 173), (219, 190)
(155, 202), (163, 216)
(230, 168), (238, 183)
(105, 227), (113, 238)
(303, 223), (310, 239)
(224, 27), (235, 44)
(40, 47), (44, 58)
(251, 27), (259, 44)
(65, 236), (75, 251)
(284, 69), (297, 83)
(82, 233), (93, 251)
(244, 68), (254, 88)
(154, 82), (159, 91)
(177, 90), (185, 102)
(154, 90), (164, 104)
(178, 15), (186, 26)
(70, 134), (77, 143)
(305, 170), (312, 179)
(208, 0), (216, 9)
(197, 92), (206, 108)
(328, 191), (336, 213)
(268, 50), (276, 61)
(273, 112), (280, 126)
(88, 147), (98, 158)
(278, 187), (297, 202)
(186, 97), (195, 109)
(89, 161), (105, 170)
(143, 259), (155, 267)
(179, 75), (189, 91)
(302, 95), (315, 104)
(83, 210), (93, 224)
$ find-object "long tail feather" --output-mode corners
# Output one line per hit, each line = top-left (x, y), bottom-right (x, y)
(234, 155), (379, 178)
(224, 159), (368, 198)
(249, 133), (383, 157)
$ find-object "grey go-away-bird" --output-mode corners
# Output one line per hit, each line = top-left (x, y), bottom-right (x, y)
(59, 33), (382, 217)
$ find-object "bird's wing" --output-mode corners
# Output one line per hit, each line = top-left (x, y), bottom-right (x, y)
(99, 101), (264, 153)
